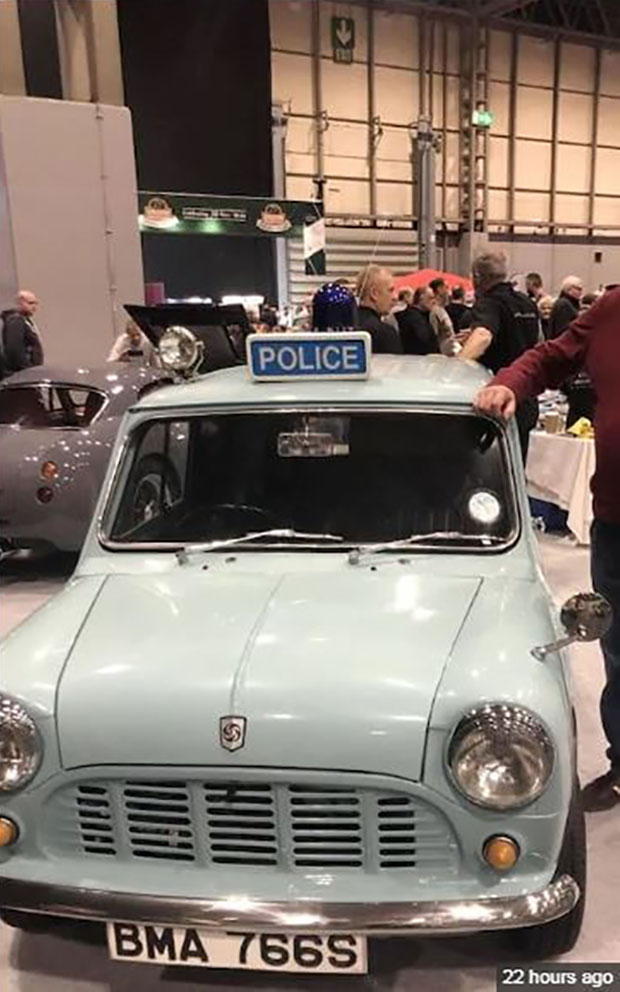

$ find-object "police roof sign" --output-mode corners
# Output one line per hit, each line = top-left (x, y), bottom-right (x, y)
(247, 333), (371, 382)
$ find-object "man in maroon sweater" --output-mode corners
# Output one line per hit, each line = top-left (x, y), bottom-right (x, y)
(475, 286), (620, 812)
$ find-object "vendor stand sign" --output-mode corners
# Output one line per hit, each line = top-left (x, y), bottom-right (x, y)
(138, 193), (325, 275)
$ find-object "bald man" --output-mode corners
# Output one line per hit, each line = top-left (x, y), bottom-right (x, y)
(354, 264), (402, 354)
(0, 290), (44, 378)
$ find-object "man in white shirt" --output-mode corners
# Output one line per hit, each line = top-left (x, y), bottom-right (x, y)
(108, 319), (158, 365)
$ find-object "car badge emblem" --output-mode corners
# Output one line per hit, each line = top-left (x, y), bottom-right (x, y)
(219, 715), (246, 752)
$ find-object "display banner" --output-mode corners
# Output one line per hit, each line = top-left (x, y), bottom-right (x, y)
(138, 192), (320, 239)
(138, 192), (326, 276)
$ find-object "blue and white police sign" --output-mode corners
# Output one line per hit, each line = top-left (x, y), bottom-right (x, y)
(247, 332), (371, 382)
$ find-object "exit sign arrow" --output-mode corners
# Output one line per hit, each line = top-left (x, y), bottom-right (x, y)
(331, 15), (355, 63)
(336, 18), (352, 46)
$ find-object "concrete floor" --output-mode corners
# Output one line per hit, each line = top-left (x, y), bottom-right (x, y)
(1, 535), (618, 991)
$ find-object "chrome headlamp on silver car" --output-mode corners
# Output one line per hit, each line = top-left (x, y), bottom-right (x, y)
(448, 704), (554, 810)
(0, 695), (42, 793)
(158, 326), (203, 375)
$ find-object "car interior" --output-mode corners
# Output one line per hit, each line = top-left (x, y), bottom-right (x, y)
(108, 412), (515, 546)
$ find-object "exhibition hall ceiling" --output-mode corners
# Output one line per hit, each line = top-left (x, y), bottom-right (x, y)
(366, 0), (620, 43)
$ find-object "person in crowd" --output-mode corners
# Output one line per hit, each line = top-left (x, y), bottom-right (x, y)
(393, 287), (413, 314)
(354, 264), (402, 353)
(458, 251), (540, 460)
(107, 319), (158, 365)
(429, 278), (457, 355)
(397, 286), (440, 355)
(560, 292), (599, 427)
(548, 275), (583, 339)
(389, 288), (413, 331)
(0, 290), (44, 379)
(259, 302), (278, 328)
(474, 287), (620, 812)
(525, 272), (544, 302)
(538, 294), (555, 340)
(446, 285), (469, 329)
(581, 292), (598, 311)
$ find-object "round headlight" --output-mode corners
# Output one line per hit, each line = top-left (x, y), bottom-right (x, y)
(158, 326), (199, 372)
(448, 704), (554, 810)
(0, 695), (42, 793)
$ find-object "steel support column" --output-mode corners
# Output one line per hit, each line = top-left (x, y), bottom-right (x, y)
(311, 0), (325, 189)
(507, 31), (518, 233)
(588, 46), (602, 232)
(0, 0), (26, 95)
(441, 21), (448, 224)
(272, 102), (290, 309)
(418, 13), (427, 119)
(549, 38), (561, 231)
(416, 117), (438, 268)
(367, 5), (377, 218)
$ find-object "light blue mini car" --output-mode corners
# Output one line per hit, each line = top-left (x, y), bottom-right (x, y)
(0, 332), (607, 975)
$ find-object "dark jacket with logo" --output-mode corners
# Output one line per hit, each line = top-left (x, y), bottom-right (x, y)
(469, 282), (541, 458)
(0, 309), (44, 377)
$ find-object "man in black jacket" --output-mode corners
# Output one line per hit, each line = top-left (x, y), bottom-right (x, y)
(0, 290), (44, 378)
(446, 285), (469, 329)
(397, 286), (440, 355)
(548, 275), (582, 339)
(354, 265), (402, 354)
(458, 251), (541, 460)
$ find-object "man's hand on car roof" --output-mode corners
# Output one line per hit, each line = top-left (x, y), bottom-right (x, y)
(474, 384), (517, 421)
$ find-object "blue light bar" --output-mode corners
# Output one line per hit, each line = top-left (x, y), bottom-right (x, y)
(247, 332), (371, 382)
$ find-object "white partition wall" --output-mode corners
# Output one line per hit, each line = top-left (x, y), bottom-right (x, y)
(0, 96), (143, 366)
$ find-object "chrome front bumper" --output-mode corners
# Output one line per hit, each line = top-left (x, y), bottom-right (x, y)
(0, 875), (579, 935)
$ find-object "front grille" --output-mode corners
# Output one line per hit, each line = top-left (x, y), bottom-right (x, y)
(124, 781), (195, 862)
(44, 776), (459, 876)
(205, 783), (278, 865)
(75, 784), (116, 857)
(288, 786), (363, 868)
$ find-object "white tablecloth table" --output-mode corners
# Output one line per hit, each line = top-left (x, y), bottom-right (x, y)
(526, 430), (595, 545)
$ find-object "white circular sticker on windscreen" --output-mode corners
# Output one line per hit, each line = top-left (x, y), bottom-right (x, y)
(468, 490), (502, 526)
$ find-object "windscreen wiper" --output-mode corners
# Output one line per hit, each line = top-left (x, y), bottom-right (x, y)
(176, 529), (344, 564)
(348, 531), (504, 565)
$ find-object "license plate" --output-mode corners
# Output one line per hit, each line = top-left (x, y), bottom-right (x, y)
(107, 922), (367, 974)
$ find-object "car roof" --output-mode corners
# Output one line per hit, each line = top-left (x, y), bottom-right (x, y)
(1, 363), (165, 391)
(135, 354), (492, 411)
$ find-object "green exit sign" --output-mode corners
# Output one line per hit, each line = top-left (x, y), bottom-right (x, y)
(331, 16), (355, 64)
(472, 108), (495, 128)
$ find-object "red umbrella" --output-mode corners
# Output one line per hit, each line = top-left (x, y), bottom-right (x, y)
(393, 268), (473, 294)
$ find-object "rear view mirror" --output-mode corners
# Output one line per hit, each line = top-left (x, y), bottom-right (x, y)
(532, 592), (612, 661)
(278, 432), (338, 458)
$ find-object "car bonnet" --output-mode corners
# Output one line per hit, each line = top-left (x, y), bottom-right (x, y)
(56, 566), (481, 779)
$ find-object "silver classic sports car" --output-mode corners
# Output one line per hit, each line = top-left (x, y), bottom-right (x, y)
(0, 364), (169, 553)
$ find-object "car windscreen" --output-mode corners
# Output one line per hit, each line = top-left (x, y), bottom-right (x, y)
(102, 410), (518, 550)
(0, 385), (106, 428)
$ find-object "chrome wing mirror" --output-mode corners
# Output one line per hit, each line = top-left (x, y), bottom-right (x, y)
(532, 592), (612, 661)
